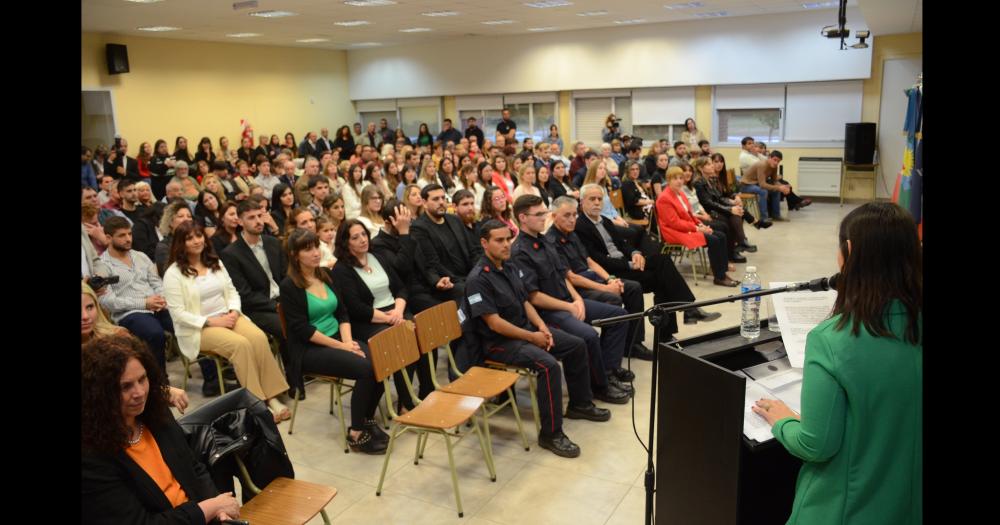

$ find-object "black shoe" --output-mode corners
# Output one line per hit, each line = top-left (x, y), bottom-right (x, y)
(799, 198), (812, 208)
(594, 382), (630, 404)
(729, 254), (748, 263)
(538, 430), (581, 458)
(612, 367), (635, 382)
(627, 343), (655, 361)
(607, 374), (635, 396)
(201, 380), (221, 397)
(223, 367), (237, 382)
(348, 428), (388, 454)
(365, 418), (390, 444)
(565, 403), (612, 422)
(738, 243), (758, 253)
(684, 308), (723, 324)
(754, 219), (773, 229)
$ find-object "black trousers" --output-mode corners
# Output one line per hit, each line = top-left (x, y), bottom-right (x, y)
(150, 175), (170, 201)
(351, 308), (428, 412)
(483, 328), (589, 437)
(617, 252), (696, 337)
(703, 230), (730, 280)
(578, 275), (645, 351)
(299, 338), (383, 429)
(244, 309), (289, 375)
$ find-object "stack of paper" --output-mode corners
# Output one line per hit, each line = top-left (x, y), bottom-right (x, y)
(768, 282), (837, 368)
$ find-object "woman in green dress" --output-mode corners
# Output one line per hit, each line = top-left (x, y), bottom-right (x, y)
(754, 201), (922, 524)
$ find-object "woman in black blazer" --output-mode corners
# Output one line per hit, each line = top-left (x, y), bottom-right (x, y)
(620, 160), (654, 220)
(332, 219), (432, 411)
(82, 334), (240, 524)
(279, 229), (388, 453)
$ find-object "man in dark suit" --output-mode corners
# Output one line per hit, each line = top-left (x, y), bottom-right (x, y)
(464, 116), (485, 149)
(574, 184), (720, 343)
(410, 184), (480, 304)
(220, 197), (288, 367)
(104, 137), (141, 181)
(316, 128), (333, 154)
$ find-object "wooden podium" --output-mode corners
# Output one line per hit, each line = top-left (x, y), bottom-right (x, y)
(654, 324), (801, 525)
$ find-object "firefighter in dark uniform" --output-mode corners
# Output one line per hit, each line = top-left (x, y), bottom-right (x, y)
(510, 195), (632, 403)
(463, 219), (611, 458)
(545, 195), (651, 362)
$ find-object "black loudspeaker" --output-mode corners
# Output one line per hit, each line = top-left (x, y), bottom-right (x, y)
(844, 122), (876, 164)
(106, 44), (130, 75)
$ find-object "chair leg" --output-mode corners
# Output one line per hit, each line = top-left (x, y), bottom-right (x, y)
(528, 373), (541, 435)
(320, 509), (331, 525)
(329, 381), (336, 415)
(288, 394), (300, 435)
(378, 395), (390, 429)
(472, 416), (497, 482)
(506, 387), (531, 451)
(442, 433), (465, 518)
(376, 425), (402, 496)
(418, 432), (430, 459)
(214, 357), (226, 394)
(335, 383), (349, 454)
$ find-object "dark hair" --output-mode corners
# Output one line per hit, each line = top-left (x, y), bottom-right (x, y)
(81, 334), (171, 455)
(271, 183), (294, 213)
(626, 144), (642, 155)
(480, 185), (512, 222)
(513, 194), (544, 221)
(236, 198), (260, 217)
(210, 160), (228, 172)
(479, 219), (510, 241)
(198, 136), (212, 153)
(833, 202), (922, 345)
(322, 193), (344, 210)
(740, 136), (755, 147)
(103, 216), (131, 236)
(380, 197), (402, 222)
(254, 155), (270, 167)
(452, 189), (475, 205)
(673, 141), (685, 150)
(697, 139), (710, 148)
(285, 228), (332, 289)
(308, 175), (330, 190)
(710, 152), (731, 191)
(153, 139), (168, 156)
(168, 221), (221, 277)
(117, 178), (136, 193)
(286, 207), (316, 237)
(333, 219), (370, 267)
(443, 118), (453, 124)
(685, 118), (696, 129)
(420, 183), (445, 201)
(194, 191), (221, 223)
(769, 150), (783, 160)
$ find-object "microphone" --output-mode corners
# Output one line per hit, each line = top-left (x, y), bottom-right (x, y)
(793, 273), (839, 292)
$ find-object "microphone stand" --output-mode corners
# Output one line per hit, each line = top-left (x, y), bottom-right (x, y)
(591, 277), (834, 525)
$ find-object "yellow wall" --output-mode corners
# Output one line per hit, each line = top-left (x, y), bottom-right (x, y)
(558, 91), (572, 149)
(82, 32), (355, 150)
(861, 33), (922, 123)
(442, 96), (457, 125)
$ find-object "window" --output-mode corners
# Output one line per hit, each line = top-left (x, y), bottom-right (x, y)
(399, 106), (440, 143)
(503, 102), (556, 144)
(573, 95), (631, 148)
(631, 124), (683, 144)
(717, 109), (782, 144)
(82, 90), (116, 150)
(460, 110), (503, 135)
(359, 111), (398, 134)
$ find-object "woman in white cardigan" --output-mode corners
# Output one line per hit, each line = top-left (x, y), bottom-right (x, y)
(162, 221), (291, 423)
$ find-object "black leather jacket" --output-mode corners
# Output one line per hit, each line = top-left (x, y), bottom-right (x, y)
(693, 176), (737, 219)
(178, 388), (294, 502)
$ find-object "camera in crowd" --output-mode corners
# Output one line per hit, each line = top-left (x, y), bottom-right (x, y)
(611, 118), (621, 128)
(87, 274), (120, 290)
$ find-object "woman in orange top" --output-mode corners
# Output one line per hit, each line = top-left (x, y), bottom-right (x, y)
(82, 333), (241, 524)
(655, 167), (738, 287)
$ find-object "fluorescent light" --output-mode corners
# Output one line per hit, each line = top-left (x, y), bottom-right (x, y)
(422, 11), (459, 17)
(802, 2), (838, 8)
(528, 26), (557, 31)
(577, 10), (608, 16)
(615, 19), (647, 24)
(124, 0), (165, 3)
(482, 20), (515, 25)
(226, 33), (261, 38)
(694, 11), (728, 17)
(334, 20), (371, 26)
(352, 42), (382, 47)
(664, 2), (704, 9)
(399, 27), (432, 33)
(249, 10), (297, 18)
(137, 26), (180, 31)
(524, 1), (572, 8)
(296, 38), (330, 43)
(344, 0), (396, 5)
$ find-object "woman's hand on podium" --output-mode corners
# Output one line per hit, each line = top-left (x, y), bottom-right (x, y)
(752, 399), (799, 426)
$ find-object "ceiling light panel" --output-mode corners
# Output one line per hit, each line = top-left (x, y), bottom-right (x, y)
(524, 1), (573, 8)
(226, 33), (261, 38)
(296, 38), (330, 42)
(343, 0), (396, 6)
(399, 27), (432, 32)
(577, 10), (608, 16)
(422, 11), (459, 17)
(137, 26), (180, 31)
(482, 20), (515, 25)
(664, 2), (704, 9)
(334, 20), (371, 26)
(249, 10), (297, 18)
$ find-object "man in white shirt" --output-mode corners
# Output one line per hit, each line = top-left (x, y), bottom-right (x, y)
(738, 136), (759, 173)
(317, 127), (334, 153)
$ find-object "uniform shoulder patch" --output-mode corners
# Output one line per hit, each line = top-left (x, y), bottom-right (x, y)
(469, 293), (483, 305)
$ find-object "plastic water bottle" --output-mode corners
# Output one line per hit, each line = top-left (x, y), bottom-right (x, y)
(740, 266), (762, 340)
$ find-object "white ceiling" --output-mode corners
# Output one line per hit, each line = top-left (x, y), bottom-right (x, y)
(81, 0), (899, 51)
(856, 0), (921, 36)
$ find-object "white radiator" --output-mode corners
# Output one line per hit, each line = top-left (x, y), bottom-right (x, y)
(796, 157), (841, 197)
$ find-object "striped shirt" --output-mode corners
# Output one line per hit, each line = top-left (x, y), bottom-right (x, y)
(98, 249), (164, 322)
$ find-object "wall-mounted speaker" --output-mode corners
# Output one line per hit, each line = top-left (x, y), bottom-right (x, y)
(106, 44), (130, 75)
(844, 123), (876, 164)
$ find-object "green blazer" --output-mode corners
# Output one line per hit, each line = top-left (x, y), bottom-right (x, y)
(773, 301), (922, 525)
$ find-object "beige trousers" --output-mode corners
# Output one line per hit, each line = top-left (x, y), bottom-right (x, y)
(201, 315), (288, 401)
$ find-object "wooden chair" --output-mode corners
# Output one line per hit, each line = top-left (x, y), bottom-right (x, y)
(233, 443), (337, 525)
(413, 301), (531, 453)
(276, 303), (356, 453)
(732, 167), (762, 222)
(370, 322), (495, 518)
(609, 187), (649, 228)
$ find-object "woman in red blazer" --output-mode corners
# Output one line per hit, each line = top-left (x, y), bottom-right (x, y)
(656, 166), (738, 286)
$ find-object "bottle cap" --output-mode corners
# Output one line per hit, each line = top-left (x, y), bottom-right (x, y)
(746, 266), (757, 272)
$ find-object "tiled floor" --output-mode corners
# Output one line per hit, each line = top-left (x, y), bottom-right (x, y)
(167, 201), (857, 524)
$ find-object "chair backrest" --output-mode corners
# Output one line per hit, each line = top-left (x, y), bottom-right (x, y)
(413, 301), (462, 355)
(608, 188), (625, 212)
(276, 302), (288, 339)
(367, 321), (420, 383)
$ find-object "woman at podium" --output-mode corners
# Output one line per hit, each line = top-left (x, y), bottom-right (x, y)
(752, 201), (922, 524)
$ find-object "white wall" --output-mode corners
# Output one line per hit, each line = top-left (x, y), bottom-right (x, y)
(348, 7), (872, 100)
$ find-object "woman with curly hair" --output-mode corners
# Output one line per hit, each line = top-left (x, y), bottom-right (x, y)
(82, 333), (241, 524)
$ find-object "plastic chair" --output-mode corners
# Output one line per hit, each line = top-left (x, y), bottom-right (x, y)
(370, 322), (495, 518)
(413, 301), (531, 452)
